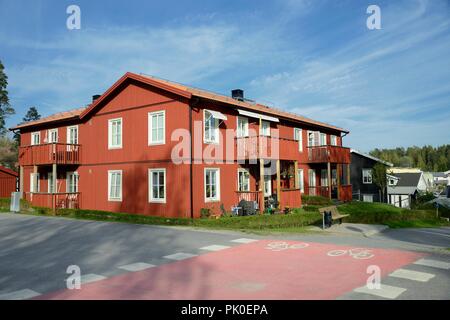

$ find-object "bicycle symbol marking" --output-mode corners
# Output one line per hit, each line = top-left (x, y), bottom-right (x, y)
(327, 248), (374, 260)
(266, 241), (309, 251)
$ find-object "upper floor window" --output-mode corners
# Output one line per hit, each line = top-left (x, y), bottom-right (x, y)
(67, 126), (78, 145)
(320, 132), (327, 146)
(237, 169), (250, 192)
(148, 111), (165, 145)
(330, 135), (337, 146)
(108, 118), (122, 149)
(260, 120), (270, 137)
(362, 169), (373, 184)
(294, 128), (303, 152)
(149, 168), (166, 203)
(205, 168), (220, 202)
(204, 110), (219, 144)
(67, 172), (79, 193)
(108, 170), (122, 201)
(31, 132), (40, 145)
(307, 131), (315, 147)
(48, 129), (58, 143)
(237, 116), (249, 138)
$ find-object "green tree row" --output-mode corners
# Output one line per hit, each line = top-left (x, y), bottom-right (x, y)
(370, 145), (450, 172)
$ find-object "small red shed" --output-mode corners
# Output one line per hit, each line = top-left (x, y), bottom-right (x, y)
(0, 165), (18, 198)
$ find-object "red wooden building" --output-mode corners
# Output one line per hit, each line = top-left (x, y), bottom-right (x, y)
(10, 72), (351, 218)
(0, 165), (18, 198)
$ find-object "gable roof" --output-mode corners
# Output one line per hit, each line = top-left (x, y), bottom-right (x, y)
(350, 149), (393, 166)
(391, 172), (422, 187)
(10, 72), (349, 133)
(0, 165), (18, 177)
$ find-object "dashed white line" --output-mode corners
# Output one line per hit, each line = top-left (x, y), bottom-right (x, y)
(414, 258), (450, 270)
(0, 289), (40, 300)
(163, 252), (197, 261)
(230, 238), (258, 244)
(80, 273), (107, 284)
(354, 284), (406, 299)
(118, 262), (156, 272)
(389, 269), (435, 282)
(200, 245), (230, 251)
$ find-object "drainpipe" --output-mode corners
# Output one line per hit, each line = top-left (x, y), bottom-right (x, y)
(189, 97), (200, 219)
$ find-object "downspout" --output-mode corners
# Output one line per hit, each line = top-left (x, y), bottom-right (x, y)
(189, 97), (200, 219)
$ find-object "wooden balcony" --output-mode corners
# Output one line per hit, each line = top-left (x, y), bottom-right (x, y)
(307, 185), (352, 202)
(279, 188), (301, 209)
(306, 145), (350, 164)
(236, 136), (299, 160)
(19, 143), (81, 166)
(236, 191), (262, 209)
(24, 192), (81, 209)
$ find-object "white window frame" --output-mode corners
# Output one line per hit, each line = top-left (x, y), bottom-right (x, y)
(330, 135), (337, 146)
(31, 132), (40, 145)
(148, 111), (165, 145)
(66, 171), (79, 193)
(204, 168), (220, 202)
(30, 173), (40, 193)
(362, 169), (373, 184)
(297, 169), (304, 193)
(108, 118), (123, 149)
(260, 120), (270, 137)
(237, 116), (249, 138)
(320, 132), (327, 146)
(48, 129), (58, 143)
(237, 168), (250, 192)
(108, 170), (122, 201)
(363, 194), (374, 202)
(203, 110), (219, 144)
(294, 128), (303, 152)
(307, 131), (314, 147)
(264, 175), (272, 197)
(48, 172), (55, 193)
(321, 169), (329, 187)
(149, 168), (166, 203)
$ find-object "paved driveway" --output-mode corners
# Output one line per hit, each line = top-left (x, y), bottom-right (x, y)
(0, 213), (449, 300)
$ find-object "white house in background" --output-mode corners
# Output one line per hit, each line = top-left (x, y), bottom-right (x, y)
(387, 172), (428, 208)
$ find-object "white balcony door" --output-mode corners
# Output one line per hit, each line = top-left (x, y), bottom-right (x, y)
(264, 175), (272, 197)
(308, 169), (316, 195)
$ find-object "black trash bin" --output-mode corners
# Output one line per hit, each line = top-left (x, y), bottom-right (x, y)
(325, 211), (332, 228)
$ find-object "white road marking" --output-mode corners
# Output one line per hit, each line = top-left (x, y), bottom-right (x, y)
(80, 273), (107, 284)
(118, 262), (156, 272)
(200, 245), (230, 251)
(354, 284), (406, 299)
(0, 289), (40, 300)
(389, 269), (435, 282)
(163, 252), (197, 261)
(408, 229), (450, 238)
(414, 258), (450, 270)
(230, 238), (258, 244)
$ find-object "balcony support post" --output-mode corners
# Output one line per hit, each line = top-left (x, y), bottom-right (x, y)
(276, 159), (281, 209)
(337, 164), (341, 200)
(259, 159), (265, 213)
(327, 162), (331, 199)
(19, 166), (24, 198)
(52, 163), (57, 214)
(294, 161), (299, 189)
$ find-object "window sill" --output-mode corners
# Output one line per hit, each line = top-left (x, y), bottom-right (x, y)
(204, 140), (219, 145)
(108, 198), (122, 202)
(148, 142), (166, 146)
(149, 199), (166, 204)
(205, 199), (220, 203)
(108, 146), (123, 150)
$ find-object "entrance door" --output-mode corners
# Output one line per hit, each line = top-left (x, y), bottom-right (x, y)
(308, 169), (316, 196)
(264, 175), (272, 197)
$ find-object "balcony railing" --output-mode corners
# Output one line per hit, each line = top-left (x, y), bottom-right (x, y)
(307, 185), (352, 202)
(236, 191), (262, 209)
(306, 145), (350, 163)
(279, 188), (301, 209)
(19, 143), (81, 166)
(24, 192), (81, 209)
(236, 136), (299, 160)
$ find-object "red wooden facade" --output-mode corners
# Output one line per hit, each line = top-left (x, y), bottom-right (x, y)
(0, 166), (18, 198)
(12, 72), (352, 217)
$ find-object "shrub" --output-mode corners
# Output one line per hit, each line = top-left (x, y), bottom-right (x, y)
(200, 208), (211, 219)
(301, 195), (332, 206)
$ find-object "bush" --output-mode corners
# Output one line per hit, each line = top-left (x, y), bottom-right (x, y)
(301, 195), (332, 206)
(200, 208), (211, 219)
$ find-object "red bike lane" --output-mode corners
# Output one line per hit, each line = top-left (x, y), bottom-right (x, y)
(37, 240), (425, 300)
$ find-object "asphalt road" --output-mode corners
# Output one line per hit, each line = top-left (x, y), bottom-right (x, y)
(0, 213), (448, 300)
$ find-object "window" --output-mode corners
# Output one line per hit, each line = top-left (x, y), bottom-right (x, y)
(389, 178), (396, 186)
(108, 170), (122, 201)
(30, 173), (40, 193)
(148, 111), (165, 145)
(363, 194), (374, 202)
(297, 169), (304, 193)
(204, 168), (220, 201)
(321, 169), (329, 187)
(204, 110), (219, 144)
(294, 128), (303, 151)
(320, 133), (327, 146)
(149, 169), (166, 203)
(362, 169), (373, 184)
(260, 121), (270, 136)
(48, 172), (55, 193)
(308, 169), (316, 195)
(237, 116), (249, 138)
(307, 131), (314, 147)
(48, 129), (58, 143)
(108, 118), (122, 149)
(264, 175), (272, 197)
(31, 132), (40, 145)
(238, 169), (250, 192)
(330, 135), (337, 146)
(67, 172), (79, 193)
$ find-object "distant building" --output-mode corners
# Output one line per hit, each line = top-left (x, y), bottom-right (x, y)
(0, 166), (18, 198)
(350, 149), (393, 203)
(387, 172), (428, 208)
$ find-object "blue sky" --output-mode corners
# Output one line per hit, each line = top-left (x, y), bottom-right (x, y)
(0, 0), (449, 152)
